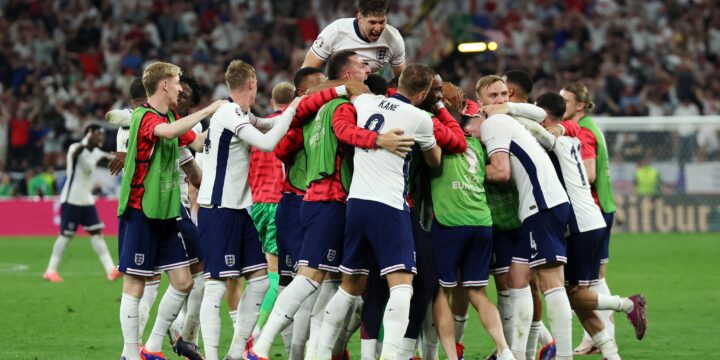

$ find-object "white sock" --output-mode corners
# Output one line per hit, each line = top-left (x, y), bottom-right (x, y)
(497, 348), (516, 360)
(317, 287), (357, 360)
(254, 275), (319, 358)
(380, 284), (414, 360)
(229, 310), (238, 326)
(90, 234), (116, 273)
(172, 300), (187, 337)
(289, 289), (319, 360)
(421, 303), (440, 360)
(361, 339), (378, 360)
(591, 278), (615, 340)
(397, 337), (418, 359)
(46, 235), (70, 273)
(525, 321), (541, 359)
(120, 293), (141, 360)
(145, 286), (188, 352)
(138, 280), (160, 341)
(592, 329), (621, 360)
(497, 290), (512, 345)
(227, 275), (270, 358)
(335, 296), (363, 353)
(538, 321), (553, 346)
(453, 313), (469, 343)
(280, 320), (294, 357)
(200, 280), (227, 360)
(307, 279), (340, 358)
(509, 286), (533, 359)
(181, 273), (205, 342)
(597, 294), (634, 313)
(544, 287), (572, 359)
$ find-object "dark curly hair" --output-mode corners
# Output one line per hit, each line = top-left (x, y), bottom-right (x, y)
(180, 73), (202, 107)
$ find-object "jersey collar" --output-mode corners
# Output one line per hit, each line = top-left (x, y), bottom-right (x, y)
(391, 93), (411, 104)
(353, 18), (371, 43)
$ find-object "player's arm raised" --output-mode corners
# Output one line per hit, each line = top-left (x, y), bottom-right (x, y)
(153, 99), (226, 139)
(302, 50), (326, 69)
(237, 97), (303, 152)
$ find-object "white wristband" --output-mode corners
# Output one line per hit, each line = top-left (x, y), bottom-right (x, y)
(335, 85), (348, 97)
(435, 101), (445, 109)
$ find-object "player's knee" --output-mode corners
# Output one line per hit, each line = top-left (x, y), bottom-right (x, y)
(248, 274), (270, 294)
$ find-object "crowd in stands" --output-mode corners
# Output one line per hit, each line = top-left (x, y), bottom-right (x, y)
(0, 0), (719, 197)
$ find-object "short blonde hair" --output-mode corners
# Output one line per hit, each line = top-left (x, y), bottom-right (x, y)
(142, 62), (182, 96)
(271, 82), (296, 105)
(475, 75), (504, 98)
(225, 60), (256, 90)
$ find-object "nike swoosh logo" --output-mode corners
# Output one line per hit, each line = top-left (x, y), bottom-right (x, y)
(504, 316), (512, 321)
(127, 315), (139, 319)
(530, 252), (539, 259)
(214, 305), (221, 309)
(284, 314), (293, 320)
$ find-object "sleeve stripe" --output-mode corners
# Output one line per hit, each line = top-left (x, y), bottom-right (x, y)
(310, 47), (329, 61)
(420, 139), (437, 151)
(488, 148), (509, 156)
(234, 123), (250, 135)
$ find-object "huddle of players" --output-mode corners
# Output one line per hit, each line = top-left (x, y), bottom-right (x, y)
(109, 1), (649, 360)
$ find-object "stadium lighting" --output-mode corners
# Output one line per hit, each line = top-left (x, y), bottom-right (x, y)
(458, 42), (487, 53)
(488, 41), (498, 51)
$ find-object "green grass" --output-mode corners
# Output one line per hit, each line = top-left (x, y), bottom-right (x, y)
(0, 233), (718, 359)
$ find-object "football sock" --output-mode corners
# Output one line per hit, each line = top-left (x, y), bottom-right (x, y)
(335, 296), (363, 353)
(229, 310), (237, 326)
(120, 293), (141, 360)
(254, 275), (319, 358)
(453, 313), (469, 343)
(256, 271), (279, 330)
(592, 329), (620, 360)
(496, 290), (512, 345)
(380, 284), (414, 360)
(545, 287), (572, 360)
(200, 280), (227, 360)
(138, 280), (160, 340)
(307, 279), (341, 359)
(280, 320), (294, 358)
(525, 321), (541, 359)
(361, 339), (378, 360)
(538, 321), (553, 345)
(318, 287), (358, 359)
(397, 337), (418, 359)
(509, 286), (533, 359)
(227, 275), (270, 359)
(145, 286), (188, 352)
(289, 289), (319, 359)
(90, 234), (116, 273)
(597, 294), (634, 313)
(421, 303), (440, 360)
(46, 235), (70, 273)
(181, 272), (205, 342)
(591, 278), (615, 339)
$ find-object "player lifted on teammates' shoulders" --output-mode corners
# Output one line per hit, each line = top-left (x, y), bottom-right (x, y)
(43, 124), (119, 283)
(303, 0), (406, 77)
(316, 64), (442, 360)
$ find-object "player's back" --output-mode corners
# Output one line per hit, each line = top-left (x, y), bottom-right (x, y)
(349, 93), (436, 210)
(197, 102), (252, 210)
(481, 114), (568, 221)
(61, 142), (102, 206)
(550, 136), (605, 233)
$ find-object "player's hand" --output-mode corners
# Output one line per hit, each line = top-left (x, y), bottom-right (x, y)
(442, 82), (463, 110)
(289, 96), (306, 109)
(547, 124), (565, 137)
(205, 99), (228, 114)
(482, 103), (509, 117)
(344, 80), (370, 97)
(109, 152), (127, 176)
(376, 128), (414, 158)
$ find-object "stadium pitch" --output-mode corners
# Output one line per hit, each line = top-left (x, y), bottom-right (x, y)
(0, 233), (716, 359)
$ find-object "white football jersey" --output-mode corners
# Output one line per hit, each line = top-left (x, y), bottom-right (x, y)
(197, 102), (253, 210)
(549, 137), (606, 233)
(481, 114), (569, 221)
(114, 108), (133, 152)
(60, 143), (108, 206)
(311, 18), (405, 72)
(349, 93), (436, 210)
(178, 123), (203, 209)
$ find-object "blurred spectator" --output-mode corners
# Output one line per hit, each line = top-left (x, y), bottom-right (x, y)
(8, 104), (33, 170)
(25, 167), (53, 197)
(635, 154), (660, 196)
(0, 171), (13, 197)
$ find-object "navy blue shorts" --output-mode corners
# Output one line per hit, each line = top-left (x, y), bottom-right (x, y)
(341, 199), (416, 277)
(118, 208), (190, 277)
(601, 212), (614, 264)
(490, 228), (519, 275)
(430, 220), (493, 287)
(565, 227), (605, 286)
(298, 201), (345, 272)
(177, 206), (201, 265)
(60, 203), (104, 236)
(513, 203), (571, 268)
(276, 193), (304, 277)
(198, 207), (267, 279)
